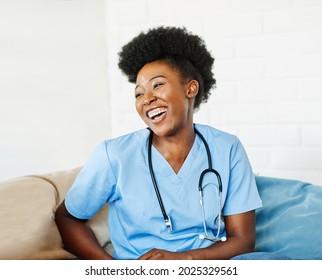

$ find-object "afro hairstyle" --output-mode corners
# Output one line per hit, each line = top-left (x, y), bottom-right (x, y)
(118, 26), (216, 110)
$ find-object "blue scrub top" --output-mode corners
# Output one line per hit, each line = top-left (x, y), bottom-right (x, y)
(65, 124), (262, 260)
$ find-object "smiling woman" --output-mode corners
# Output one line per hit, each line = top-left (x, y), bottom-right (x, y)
(134, 61), (198, 141)
(54, 26), (289, 260)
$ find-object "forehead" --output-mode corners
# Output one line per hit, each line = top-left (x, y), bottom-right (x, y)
(136, 60), (181, 84)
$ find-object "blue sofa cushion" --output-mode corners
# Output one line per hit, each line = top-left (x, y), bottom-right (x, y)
(255, 176), (322, 260)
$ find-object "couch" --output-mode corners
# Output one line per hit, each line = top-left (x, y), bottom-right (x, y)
(0, 168), (321, 260)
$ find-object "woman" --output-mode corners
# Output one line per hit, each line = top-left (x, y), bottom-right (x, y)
(55, 26), (282, 260)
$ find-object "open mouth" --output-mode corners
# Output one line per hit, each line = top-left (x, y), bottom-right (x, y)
(146, 107), (167, 120)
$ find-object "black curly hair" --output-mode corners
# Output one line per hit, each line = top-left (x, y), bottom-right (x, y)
(118, 26), (216, 110)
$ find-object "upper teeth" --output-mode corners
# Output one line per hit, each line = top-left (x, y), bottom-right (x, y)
(148, 108), (167, 119)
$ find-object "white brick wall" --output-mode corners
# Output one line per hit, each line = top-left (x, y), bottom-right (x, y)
(105, 0), (322, 186)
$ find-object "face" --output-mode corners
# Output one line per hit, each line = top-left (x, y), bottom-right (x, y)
(135, 60), (198, 138)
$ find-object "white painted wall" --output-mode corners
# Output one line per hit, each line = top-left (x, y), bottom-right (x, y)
(2, 0), (322, 186)
(105, 0), (322, 185)
(0, 0), (110, 181)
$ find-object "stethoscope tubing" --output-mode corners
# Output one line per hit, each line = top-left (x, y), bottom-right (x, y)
(147, 125), (224, 241)
(148, 131), (169, 223)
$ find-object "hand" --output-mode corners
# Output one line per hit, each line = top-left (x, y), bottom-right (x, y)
(138, 248), (192, 260)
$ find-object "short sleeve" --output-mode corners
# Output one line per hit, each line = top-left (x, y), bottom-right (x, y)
(65, 141), (117, 219)
(223, 139), (262, 216)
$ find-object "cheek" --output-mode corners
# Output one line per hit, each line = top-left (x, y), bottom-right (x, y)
(172, 94), (190, 112)
(135, 100), (144, 116)
(135, 104), (140, 115)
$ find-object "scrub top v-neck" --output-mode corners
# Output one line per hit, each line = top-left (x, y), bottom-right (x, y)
(65, 124), (262, 259)
(150, 133), (202, 184)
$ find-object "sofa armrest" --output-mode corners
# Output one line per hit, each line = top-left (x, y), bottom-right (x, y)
(255, 176), (322, 260)
(0, 168), (111, 260)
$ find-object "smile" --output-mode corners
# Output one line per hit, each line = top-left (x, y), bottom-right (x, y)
(146, 107), (167, 120)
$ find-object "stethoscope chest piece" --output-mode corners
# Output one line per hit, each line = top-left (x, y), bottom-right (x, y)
(165, 215), (173, 232)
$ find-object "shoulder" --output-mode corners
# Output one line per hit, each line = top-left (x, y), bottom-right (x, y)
(103, 128), (150, 154)
(194, 123), (239, 146)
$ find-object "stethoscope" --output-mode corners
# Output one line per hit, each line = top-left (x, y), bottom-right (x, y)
(148, 126), (226, 242)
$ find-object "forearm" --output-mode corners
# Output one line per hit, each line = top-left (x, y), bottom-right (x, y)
(139, 211), (256, 260)
(138, 235), (254, 260)
(184, 236), (254, 260)
(58, 218), (113, 260)
(185, 211), (256, 260)
(55, 202), (113, 260)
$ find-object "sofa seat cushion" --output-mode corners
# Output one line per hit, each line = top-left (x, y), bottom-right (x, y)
(255, 176), (322, 260)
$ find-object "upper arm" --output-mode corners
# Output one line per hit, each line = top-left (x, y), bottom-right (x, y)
(223, 140), (262, 216)
(55, 200), (88, 229)
(64, 141), (116, 219)
(224, 210), (256, 249)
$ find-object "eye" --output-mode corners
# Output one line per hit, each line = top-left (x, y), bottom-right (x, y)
(135, 92), (143, 99)
(153, 82), (163, 90)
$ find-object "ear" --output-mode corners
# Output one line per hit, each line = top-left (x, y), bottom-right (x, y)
(186, 80), (199, 99)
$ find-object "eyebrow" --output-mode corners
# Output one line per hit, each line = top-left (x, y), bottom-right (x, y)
(135, 75), (166, 90)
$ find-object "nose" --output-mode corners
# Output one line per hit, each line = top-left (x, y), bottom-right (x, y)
(143, 94), (157, 106)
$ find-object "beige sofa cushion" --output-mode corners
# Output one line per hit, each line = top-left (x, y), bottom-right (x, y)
(0, 167), (111, 259)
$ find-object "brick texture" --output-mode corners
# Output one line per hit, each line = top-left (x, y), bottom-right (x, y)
(106, 0), (322, 185)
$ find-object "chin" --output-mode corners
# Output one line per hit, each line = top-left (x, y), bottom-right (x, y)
(148, 124), (177, 138)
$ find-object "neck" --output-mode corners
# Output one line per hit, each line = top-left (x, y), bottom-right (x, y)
(151, 125), (196, 173)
